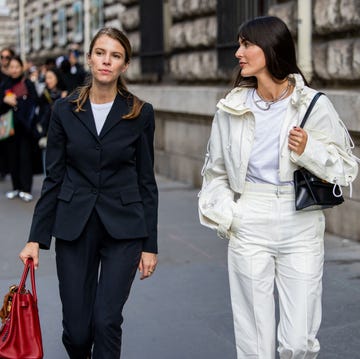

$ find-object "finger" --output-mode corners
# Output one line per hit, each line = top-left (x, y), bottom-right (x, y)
(138, 260), (143, 273)
(32, 255), (39, 269)
(140, 266), (155, 280)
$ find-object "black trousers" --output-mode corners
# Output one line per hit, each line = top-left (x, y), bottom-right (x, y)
(6, 127), (33, 192)
(0, 140), (8, 176)
(55, 210), (143, 359)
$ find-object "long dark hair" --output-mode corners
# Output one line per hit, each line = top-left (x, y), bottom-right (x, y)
(72, 27), (144, 119)
(233, 16), (308, 88)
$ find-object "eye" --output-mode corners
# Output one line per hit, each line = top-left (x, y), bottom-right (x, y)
(240, 40), (252, 49)
(113, 52), (124, 60)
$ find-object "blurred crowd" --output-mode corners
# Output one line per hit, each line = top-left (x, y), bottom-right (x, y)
(0, 46), (87, 202)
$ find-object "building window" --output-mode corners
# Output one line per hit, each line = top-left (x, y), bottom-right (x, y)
(58, 7), (67, 46)
(43, 13), (53, 49)
(73, 1), (84, 43)
(24, 20), (31, 54)
(32, 17), (41, 51)
(90, 0), (104, 36)
(139, 0), (164, 79)
(217, 0), (274, 70)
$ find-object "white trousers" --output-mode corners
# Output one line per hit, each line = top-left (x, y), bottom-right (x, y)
(228, 182), (325, 359)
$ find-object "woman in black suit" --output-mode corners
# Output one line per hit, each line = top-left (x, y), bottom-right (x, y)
(20, 28), (158, 359)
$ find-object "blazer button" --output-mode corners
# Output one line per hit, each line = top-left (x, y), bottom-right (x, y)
(95, 145), (101, 150)
(92, 189), (98, 195)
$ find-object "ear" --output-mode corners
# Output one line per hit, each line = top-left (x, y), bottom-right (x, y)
(121, 62), (129, 73)
(86, 52), (91, 67)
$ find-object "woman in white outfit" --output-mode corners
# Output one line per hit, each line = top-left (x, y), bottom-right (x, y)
(198, 16), (358, 359)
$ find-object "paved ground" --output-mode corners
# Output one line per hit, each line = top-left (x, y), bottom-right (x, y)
(0, 174), (360, 358)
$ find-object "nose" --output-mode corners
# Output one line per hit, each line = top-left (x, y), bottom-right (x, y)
(235, 47), (242, 59)
(103, 54), (111, 65)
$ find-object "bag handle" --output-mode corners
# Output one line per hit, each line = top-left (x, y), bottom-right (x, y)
(299, 92), (324, 128)
(18, 259), (37, 304)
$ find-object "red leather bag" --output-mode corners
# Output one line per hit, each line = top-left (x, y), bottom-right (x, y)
(0, 259), (43, 359)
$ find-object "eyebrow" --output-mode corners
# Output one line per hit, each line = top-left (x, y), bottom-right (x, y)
(94, 47), (123, 54)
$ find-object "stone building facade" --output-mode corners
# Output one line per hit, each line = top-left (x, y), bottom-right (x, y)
(2, 0), (360, 240)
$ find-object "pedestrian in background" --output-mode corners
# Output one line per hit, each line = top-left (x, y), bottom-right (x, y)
(35, 67), (67, 173)
(20, 27), (158, 359)
(198, 16), (358, 359)
(0, 55), (38, 202)
(0, 47), (15, 82)
(69, 49), (87, 87)
(59, 50), (87, 93)
(0, 47), (15, 180)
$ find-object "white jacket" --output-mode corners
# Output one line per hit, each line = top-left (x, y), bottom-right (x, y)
(198, 74), (358, 239)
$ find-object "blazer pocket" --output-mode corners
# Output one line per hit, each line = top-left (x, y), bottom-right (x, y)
(120, 189), (142, 205)
(57, 186), (74, 202)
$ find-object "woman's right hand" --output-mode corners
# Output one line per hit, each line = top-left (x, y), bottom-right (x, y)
(3, 93), (17, 107)
(19, 242), (40, 269)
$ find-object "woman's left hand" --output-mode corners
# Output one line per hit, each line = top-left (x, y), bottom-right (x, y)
(288, 126), (308, 155)
(138, 252), (158, 280)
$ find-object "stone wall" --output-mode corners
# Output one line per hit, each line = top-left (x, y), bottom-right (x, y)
(3, 0), (360, 86)
(269, 0), (360, 85)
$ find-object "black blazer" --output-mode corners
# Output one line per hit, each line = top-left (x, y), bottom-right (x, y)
(29, 92), (158, 253)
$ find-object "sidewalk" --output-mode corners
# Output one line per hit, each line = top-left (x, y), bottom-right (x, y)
(0, 174), (359, 358)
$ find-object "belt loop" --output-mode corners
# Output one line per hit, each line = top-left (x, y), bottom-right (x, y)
(276, 187), (280, 197)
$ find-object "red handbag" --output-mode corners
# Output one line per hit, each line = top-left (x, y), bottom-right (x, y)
(0, 259), (43, 359)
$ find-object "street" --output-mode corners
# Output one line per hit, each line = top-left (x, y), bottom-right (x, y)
(0, 174), (360, 358)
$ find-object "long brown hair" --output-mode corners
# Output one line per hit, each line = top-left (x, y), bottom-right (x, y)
(72, 27), (144, 119)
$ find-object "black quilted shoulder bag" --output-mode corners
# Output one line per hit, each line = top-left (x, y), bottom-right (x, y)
(293, 92), (344, 211)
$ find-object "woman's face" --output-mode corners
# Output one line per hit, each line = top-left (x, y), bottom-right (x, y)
(45, 70), (58, 90)
(0, 50), (12, 68)
(235, 39), (268, 78)
(87, 34), (128, 86)
(8, 59), (23, 79)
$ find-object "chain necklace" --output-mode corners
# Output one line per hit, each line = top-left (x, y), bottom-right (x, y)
(252, 82), (290, 111)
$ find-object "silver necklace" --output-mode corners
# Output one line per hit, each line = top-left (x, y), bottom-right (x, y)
(252, 82), (290, 111)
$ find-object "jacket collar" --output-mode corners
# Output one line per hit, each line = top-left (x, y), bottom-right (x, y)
(216, 87), (250, 115)
(216, 73), (308, 115)
(71, 92), (130, 140)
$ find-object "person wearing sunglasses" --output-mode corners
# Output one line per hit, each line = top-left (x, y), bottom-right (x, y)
(0, 48), (15, 83)
(0, 48), (15, 181)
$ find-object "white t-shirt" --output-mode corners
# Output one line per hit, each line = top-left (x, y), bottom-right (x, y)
(90, 101), (114, 135)
(245, 89), (291, 185)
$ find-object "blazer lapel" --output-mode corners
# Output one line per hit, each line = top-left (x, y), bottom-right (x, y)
(99, 94), (129, 139)
(72, 99), (99, 140)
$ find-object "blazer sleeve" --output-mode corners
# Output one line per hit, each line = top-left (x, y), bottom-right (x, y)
(28, 99), (67, 249)
(135, 103), (159, 253)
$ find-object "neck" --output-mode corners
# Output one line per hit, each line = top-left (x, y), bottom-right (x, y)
(256, 77), (289, 102)
(90, 83), (117, 104)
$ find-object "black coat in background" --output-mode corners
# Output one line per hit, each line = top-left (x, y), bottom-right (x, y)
(0, 77), (39, 191)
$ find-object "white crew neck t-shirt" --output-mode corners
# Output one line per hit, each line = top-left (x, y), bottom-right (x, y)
(245, 89), (292, 185)
(90, 101), (114, 135)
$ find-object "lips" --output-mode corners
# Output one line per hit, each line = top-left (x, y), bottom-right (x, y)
(99, 69), (111, 74)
